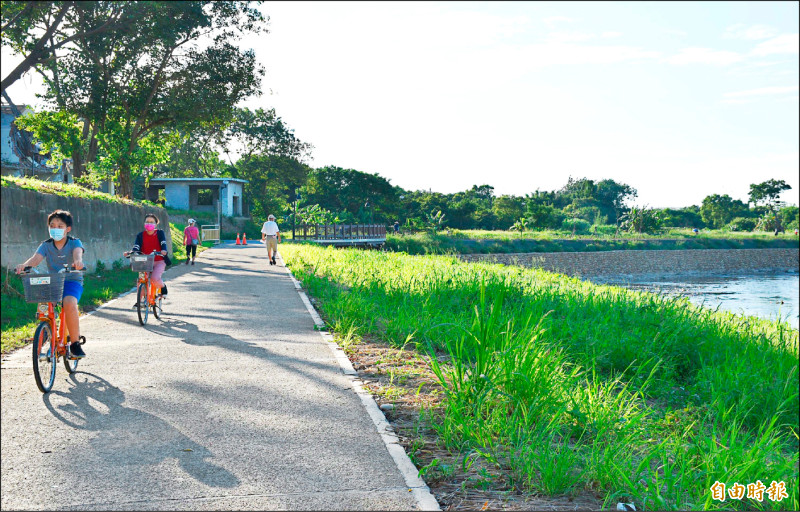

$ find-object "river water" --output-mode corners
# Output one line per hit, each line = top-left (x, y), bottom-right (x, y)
(591, 273), (799, 330)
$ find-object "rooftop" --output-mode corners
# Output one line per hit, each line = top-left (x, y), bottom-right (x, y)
(149, 177), (249, 184)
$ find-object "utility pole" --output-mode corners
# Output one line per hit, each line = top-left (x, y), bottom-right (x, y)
(292, 189), (300, 241)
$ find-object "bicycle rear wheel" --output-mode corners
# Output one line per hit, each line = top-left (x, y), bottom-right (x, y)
(137, 282), (149, 325)
(32, 322), (56, 393)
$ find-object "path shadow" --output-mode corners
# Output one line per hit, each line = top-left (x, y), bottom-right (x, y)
(43, 372), (240, 489)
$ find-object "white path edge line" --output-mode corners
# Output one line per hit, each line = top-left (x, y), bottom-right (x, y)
(285, 265), (441, 512)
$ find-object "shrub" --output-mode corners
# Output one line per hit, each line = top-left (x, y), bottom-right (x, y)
(726, 217), (757, 232)
(591, 224), (618, 236)
(561, 218), (591, 234)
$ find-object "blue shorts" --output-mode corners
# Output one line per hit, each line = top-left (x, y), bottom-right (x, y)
(62, 281), (83, 302)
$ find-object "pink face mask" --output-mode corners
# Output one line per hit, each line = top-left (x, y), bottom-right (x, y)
(144, 223), (156, 231)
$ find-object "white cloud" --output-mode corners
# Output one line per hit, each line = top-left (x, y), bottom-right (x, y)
(724, 23), (779, 40)
(750, 34), (800, 56)
(601, 31), (623, 38)
(662, 28), (688, 37)
(543, 15), (575, 26)
(666, 47), (743, 66)
(723, 86), (799, 98)
(493, 43), (660, 70)
(545, 31), (596, 43)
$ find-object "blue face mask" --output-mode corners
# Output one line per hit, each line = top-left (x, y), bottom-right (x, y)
(49, 228), (66, 241)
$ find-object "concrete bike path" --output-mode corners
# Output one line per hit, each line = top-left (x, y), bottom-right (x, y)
(1, 243), (436, 511)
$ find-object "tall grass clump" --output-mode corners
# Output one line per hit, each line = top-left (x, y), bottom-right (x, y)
(282, 245), (798, 510)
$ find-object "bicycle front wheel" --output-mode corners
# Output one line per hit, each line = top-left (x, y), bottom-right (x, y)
(32, 322), (56, 393)
(152, 294), (162, 319)
(64, 340), (78, 374)
(137, 282), (149, 326)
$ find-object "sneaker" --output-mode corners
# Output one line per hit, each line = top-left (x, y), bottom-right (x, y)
(271, 257), (276, 265)
(185, 260), (190, 265)
(191, 260), (195, 265)
(68, 342), (86, 359)
(161, 284), (168, 295)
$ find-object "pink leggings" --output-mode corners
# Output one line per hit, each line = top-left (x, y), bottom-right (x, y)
(150, 260), (166, 288)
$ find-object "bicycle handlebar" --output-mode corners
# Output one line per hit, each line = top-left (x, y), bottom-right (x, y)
(124, 250), (161, 258)
(18, 264), (84, 275)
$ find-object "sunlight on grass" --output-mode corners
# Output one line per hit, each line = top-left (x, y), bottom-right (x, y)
(283, 244), (799, 511)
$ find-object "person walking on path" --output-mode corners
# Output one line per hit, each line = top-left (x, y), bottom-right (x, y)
(183, 219), (200, 265)
(261, 214), (281, 266)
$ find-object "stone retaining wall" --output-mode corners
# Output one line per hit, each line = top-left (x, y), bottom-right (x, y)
(459, 248), (800, 278)
(1, 186), (171, 272)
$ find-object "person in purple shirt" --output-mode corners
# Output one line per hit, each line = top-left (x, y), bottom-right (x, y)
(183, 218), (200, 265)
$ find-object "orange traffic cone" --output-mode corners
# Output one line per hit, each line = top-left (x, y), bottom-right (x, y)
(235, 233), (241, 245)
(242, 233), (248, 245)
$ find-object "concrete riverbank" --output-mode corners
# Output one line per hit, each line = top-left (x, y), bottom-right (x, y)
(459, 248), (799, 278)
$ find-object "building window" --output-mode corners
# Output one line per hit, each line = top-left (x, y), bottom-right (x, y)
(197, 188), (213, 206)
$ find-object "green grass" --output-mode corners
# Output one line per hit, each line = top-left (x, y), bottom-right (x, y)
(1, 175), (158, 207)
(386, 229), (800, 255)
(282, 245), (799, 510)
(1, 262), (138, 353)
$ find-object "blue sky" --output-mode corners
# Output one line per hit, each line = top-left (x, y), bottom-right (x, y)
(3, 1), (798, 207)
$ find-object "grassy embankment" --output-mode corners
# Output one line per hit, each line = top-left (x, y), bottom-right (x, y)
(282, 244), (798, 510)
(386, 228), (800, 254)
(1, 178), (210, 353)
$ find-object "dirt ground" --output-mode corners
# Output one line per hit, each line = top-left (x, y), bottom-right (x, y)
(340, 335), (605, 511)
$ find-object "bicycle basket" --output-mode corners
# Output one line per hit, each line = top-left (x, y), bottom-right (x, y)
(21, 272), (66, 304)
(130, 253), (155, 272)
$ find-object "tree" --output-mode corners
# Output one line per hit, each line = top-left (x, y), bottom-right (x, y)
(749, 179), (792, 232)
(749, 179), (791, 209)
(526, 204), (565, 230)
(234, 154), (311, 221)
(700, 194), (749, 229)
(12, 1), (267, 197)
(13, 109), (83, 175)
(492, 195), (525, 230)
(230, 107), (313, 162)
(660, 206), (705, 228)
(594, 179), (637, 224)
(619, 205), (663, 234)
(1, 1), (141, 94)
(303, 166), (399, 223)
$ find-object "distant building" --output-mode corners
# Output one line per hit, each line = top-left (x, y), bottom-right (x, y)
(147, 177), (248, 217)
(0, 102), (72, 182)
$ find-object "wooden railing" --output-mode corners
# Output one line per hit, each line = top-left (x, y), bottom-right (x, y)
(293, 224), (386, 241)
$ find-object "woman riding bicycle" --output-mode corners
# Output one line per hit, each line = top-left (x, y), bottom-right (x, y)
(124, 213), (169, 297)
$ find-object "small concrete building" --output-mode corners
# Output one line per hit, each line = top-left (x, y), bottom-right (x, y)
(147, 178), (248, 217)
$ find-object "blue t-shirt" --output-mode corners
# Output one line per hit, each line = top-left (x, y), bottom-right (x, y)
(35, 237), (85, 283)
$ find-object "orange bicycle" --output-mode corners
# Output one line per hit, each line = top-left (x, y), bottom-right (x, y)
(19, 265), (84, 393)
(125, 251), (163, 325)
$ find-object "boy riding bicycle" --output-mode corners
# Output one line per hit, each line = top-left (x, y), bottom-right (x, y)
(15, 209), (87, 359)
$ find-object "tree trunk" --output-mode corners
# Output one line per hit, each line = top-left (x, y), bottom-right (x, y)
(118, 160), (132, 198)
